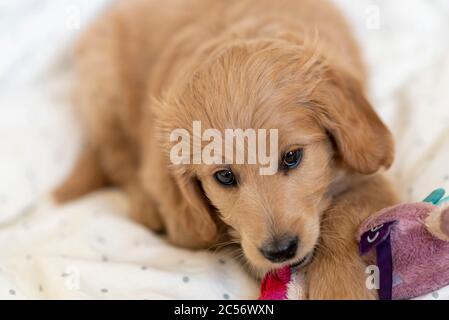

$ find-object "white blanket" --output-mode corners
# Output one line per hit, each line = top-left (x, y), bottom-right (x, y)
(1, 0), (449, 300)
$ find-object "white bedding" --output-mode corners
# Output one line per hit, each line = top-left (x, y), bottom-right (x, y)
(1, 0), (449, 300)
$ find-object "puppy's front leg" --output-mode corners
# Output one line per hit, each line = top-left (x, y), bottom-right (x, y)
(306, 236), (376, 299)
(306, 175), (397, 300)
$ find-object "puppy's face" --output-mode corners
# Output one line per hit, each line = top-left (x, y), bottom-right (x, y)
(197, 123), (333, 272)
(156, 39), (393, 273)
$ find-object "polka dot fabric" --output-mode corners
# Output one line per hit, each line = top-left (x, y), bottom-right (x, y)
(1, 0), (449, 300)
(0, 190), (257, 299)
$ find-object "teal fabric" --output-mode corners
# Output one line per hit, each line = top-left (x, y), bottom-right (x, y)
(423, 188), (447, 205)
(437, 196), (449, 205)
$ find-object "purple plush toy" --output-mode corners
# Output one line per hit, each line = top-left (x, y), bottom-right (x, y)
(358, 189), (449, 300)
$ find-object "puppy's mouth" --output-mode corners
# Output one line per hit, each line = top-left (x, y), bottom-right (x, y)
(290, 251), (313, 269)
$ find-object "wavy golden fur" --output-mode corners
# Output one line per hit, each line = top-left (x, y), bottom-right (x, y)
(55, 0), (398, 299)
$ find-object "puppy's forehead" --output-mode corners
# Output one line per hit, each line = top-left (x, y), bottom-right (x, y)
(177, 42), (324, 132)
(180, 86), (324, 148)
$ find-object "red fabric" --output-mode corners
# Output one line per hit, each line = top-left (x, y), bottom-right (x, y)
(258, 266), (291, 300)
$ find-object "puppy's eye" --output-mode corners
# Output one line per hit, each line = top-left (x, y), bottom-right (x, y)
(214, 169), (236, 187)
(282, 148), (304, 170)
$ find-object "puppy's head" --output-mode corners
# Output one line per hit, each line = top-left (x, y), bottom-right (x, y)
(155, 39), (393, 273)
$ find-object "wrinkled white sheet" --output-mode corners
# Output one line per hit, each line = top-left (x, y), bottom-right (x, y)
(1, 0), (449, 299)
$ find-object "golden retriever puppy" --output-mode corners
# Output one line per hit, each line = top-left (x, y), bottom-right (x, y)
(55, 0), (398, 299)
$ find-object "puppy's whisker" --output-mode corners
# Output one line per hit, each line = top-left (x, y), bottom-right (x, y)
(208, 239), (240, 253)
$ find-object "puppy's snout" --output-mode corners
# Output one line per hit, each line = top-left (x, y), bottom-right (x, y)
(260, 235), (298, 263)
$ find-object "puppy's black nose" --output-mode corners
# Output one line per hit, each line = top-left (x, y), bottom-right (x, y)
(260, 236), (298, 263)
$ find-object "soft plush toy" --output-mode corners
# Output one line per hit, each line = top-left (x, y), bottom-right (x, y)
(259, 189), (449, 300)
(359, 188), (449, 299)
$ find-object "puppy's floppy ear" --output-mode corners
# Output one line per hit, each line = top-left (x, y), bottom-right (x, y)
(313, 69), (394, 174)
(168, 171), (218, 248)
(151, 99), (218, 249)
